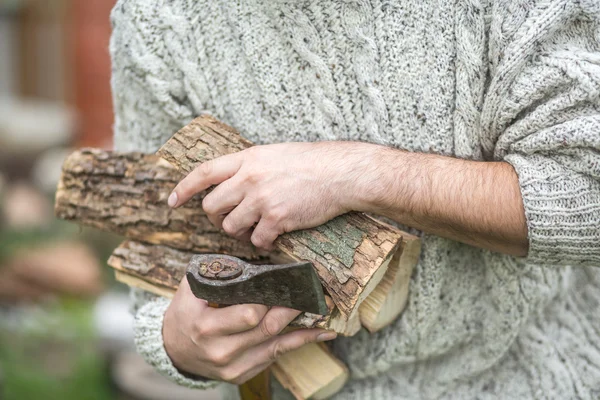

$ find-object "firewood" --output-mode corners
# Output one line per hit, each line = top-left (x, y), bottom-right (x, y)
(54, 149), (260, 258)
(271, 343), (348, 400)
(109, 240), (357, 334)
(158, 115), (404, 319)
(53, 115), (422, 400)
(359, 234), (421, 332)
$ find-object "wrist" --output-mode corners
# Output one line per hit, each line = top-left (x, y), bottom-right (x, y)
(347, 145), (413, 216)
(162, 305), (188, 373)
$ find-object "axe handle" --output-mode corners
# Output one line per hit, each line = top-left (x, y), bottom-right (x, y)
(206, 303), (273, 400)
(239, 369), (272, 400)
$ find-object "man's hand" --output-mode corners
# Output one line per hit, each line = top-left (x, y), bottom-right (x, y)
(163, 277), (337, 384)
(168, 141), (382, 250)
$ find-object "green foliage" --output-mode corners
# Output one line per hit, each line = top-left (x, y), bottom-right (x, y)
(0, 299), (115, 400)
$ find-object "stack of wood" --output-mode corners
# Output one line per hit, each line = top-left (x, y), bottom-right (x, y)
(55, 116), (420, 400)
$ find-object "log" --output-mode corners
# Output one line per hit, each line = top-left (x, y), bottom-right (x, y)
(54, 149), (260, 259)
(271, 343), (348, 400)
(109, 240), (358, 334)
(359, 234), (420, 332)
(158, 115), (404, 319)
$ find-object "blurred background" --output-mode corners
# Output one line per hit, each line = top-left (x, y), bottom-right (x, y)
(0, 1), (217, 399)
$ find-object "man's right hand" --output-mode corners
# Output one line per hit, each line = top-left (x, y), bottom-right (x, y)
(163, 276), (337, 385)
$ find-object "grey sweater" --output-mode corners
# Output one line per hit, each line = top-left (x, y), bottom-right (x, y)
(110, 0), (600, 398)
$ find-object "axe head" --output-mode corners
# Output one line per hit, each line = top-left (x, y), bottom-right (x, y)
(186, 254), (328, 315)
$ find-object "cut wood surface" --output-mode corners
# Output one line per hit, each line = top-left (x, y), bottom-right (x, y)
(359, 234), (421, 333)
(158, 115), (404, 319)
(54, 149), (260, 259)
(271, 343), (349, 400)
(114, 271), (176, 299)
(109, 240), (356, 334)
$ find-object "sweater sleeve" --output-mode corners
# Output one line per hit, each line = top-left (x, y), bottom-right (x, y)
(110, 0), (218, 389)
(130, 289), (219, 390)
(484, 0), (600, 267)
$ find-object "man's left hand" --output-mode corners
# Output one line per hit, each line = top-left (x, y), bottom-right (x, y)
(168, 141), (381, 250)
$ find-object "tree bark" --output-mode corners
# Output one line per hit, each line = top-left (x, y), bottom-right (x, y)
(55, 148), (260, 259)
(158, 115), (404, 319)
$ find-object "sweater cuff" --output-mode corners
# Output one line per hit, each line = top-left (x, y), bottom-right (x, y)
(504, 153), (600, 266)
(133, 296), (220, 390)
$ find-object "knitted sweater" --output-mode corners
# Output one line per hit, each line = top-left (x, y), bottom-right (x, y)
(109, 0), (600, 398)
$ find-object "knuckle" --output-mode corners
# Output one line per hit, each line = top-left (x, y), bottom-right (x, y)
(245, 171), (260, 185)
(208, 348), (233, 367)
(199, 161), (213, 176)
(269, 341), (288, 361)
(242, 307), (262, 328)
(221, 218), (237, 235)
(255, 189), (271, 204)
(193, 320), (213, 338)
(218, 367), (240, 383)
(201, 196), (216, 215)
(267, 207), (287, 223)
(251, 233), (266, 249)
(259, 315), (281, 338)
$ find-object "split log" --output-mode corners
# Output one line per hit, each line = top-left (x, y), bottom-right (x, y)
(359, 234), (421, 332)
(158, 115), (404, 319)
(54, 149), (260, 259)
(271, 343), (348, 400)
(109, 240), (358, 334)
(114, 271), (177, 300)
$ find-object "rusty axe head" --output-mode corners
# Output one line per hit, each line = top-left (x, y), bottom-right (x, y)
(186, 254), (328, 315)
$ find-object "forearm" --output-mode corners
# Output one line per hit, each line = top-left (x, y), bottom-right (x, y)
(356, 147), (529, 256)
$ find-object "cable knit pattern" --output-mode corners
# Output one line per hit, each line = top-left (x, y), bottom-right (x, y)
(110, 0), (600, 398)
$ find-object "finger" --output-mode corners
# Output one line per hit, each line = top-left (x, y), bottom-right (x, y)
(201, 304), (269, 336)
(242, 328), (337, 367)
(169, 154), (243, 208)
(202, 176), (245, 217)
(215, 356), (272, 385)
(206, 212), (226, 230)
(235, 229), (253, 243)
(230, 363), (272, 386)
(176, 276), (209, 313)
(221, 199), (261, 238)
(250, 218), (281, 250)
(235, 306), (302, 348)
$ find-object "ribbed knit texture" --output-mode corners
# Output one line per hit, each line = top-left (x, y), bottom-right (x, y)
(110, 0), (600, 398)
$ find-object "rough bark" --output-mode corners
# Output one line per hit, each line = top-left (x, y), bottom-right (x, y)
(157, 116), (254, 174)
(55, 148), (260, 259)
(109, 240), (354, 333)
(158, 115), (404, 318)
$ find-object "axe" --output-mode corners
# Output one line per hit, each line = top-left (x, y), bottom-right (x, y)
(186, 254), (329, 400)
(186, 254), (328, 315)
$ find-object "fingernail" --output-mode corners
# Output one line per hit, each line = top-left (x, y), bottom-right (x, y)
(317, 332), (337, 342)
(168, 192), (178, 208)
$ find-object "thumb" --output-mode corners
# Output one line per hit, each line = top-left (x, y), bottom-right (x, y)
(175, 276), (209, 312)
(223, 328), (337, 385)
